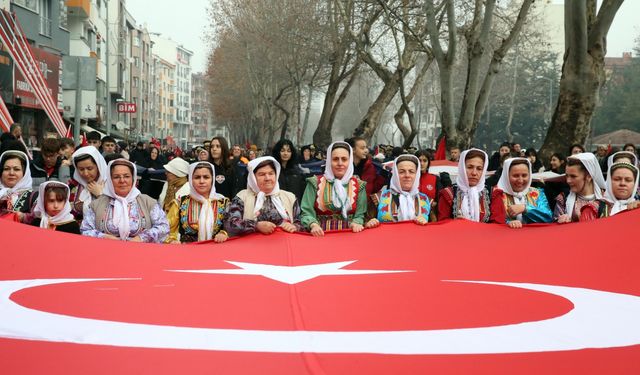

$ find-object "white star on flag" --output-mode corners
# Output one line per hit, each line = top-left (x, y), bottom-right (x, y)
(167, 260), (413, 285)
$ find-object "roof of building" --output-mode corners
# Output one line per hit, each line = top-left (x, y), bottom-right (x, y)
(592, 129), (640, 146)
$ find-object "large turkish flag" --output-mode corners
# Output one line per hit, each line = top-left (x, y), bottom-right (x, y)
(1, 210), (639, 374)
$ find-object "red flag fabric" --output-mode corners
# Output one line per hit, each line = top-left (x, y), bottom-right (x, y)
(434, 136), (447, 160)
(1, 212), (640, 374)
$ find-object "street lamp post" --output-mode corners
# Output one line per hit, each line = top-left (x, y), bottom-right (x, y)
(536, 75), (553, 123)
(105, 0), (111, 135)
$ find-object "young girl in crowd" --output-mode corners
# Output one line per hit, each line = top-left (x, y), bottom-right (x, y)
(32, 181), (80, 234)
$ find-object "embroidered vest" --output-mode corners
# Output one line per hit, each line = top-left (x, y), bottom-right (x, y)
(314, 176), (360, 216)
(451, 185), (491, 223)
(376, 188), (430, 223)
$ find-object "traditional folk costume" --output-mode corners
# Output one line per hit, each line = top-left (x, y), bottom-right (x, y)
(225, 156), (303, 237)
(437, 149), (492, 222)
(602, 162), (639, 217)
(0, 151), (36, 222)
(553, 153), (607, 222)
(370, 155), (431, 223)
(32, 181), (80, 234)
(68, 146), (108, 221)
(490, 158), (553, 225)
(81, 159), (169, 242)
(300, 142), (367, 231)
(165, 162), (228, 243)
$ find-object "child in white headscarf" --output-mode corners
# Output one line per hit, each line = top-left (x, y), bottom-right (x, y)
(366, 154), (431, 228)
(32, 181), (79, 234)
(489, 158), (553, 228)
(437, 148), (492, 222)
(300, 142), (368, 237)
(224, 156), (303, 237)
(554, 153), (607, 223)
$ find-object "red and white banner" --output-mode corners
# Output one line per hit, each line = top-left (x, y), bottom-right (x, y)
(0, 10), (68, 137)
(1, 211), (639, 374)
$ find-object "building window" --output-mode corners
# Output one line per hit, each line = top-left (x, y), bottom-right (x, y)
(38, 0), (51, 37)
(13, 0), (39, 12)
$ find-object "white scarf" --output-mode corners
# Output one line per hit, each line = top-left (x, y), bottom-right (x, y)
(324, 142), (355, 219)
(33, 181), (75, 229)
(103, 159), (141, 240)
(604, 162), (639, 216)
(497, 158), (532, 222)
(247, 156), (290, 221)
(565, 153), (606, 218)
(71, 146), (108, 205)
(607, 151), (638, 169)
(0, 150), (33, 199)
(389, 155), (421, 221)
(188, 162), (224, 242)
(456, 149), (489, 222)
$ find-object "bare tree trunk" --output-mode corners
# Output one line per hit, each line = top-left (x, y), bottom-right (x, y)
(505, 49), (520, 143)
(539, 0), (623, 161)
(352, 75), (400, 142)
(300, 84), (314, 145)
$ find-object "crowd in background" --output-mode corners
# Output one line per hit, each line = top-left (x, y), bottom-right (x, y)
(1, 120), (638, 243)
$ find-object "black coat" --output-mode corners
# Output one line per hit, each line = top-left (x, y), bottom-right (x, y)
(279, 164), (307, 203)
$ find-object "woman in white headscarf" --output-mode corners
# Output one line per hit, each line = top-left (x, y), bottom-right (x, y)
(366, 155), (431, 228)
(165, 161), (229, 244)
(32, 181), (79, 234)
(437, 148), (492, 222)
(69, 146), (108, 220)
(607, 150), (638, 168)
(0, 150), (35, 223)
(158, 157), (190, 213)
(554, 153), (607, 223)
(224, 156), (302, 237)
(489, 158), (553, 228)
(81, 159), (169, 242)
(603, 162), (640, 217)
(300, 142), (368, 237)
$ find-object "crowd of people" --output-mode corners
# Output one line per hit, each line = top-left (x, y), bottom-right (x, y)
(1, 123), (638, 244)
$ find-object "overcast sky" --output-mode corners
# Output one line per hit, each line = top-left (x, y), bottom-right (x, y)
(125, 0), (640, 73)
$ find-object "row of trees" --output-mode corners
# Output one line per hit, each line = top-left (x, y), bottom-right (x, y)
(206, 0), (624, 158)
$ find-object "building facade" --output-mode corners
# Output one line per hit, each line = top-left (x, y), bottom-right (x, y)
(3, 0), (70, 145)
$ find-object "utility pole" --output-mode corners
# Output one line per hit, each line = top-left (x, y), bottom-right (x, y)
(73, 57), (82, 143)
(105, 0), (111, 135)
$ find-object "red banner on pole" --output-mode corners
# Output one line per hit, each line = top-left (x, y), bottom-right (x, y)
(1, 212), (640, 374)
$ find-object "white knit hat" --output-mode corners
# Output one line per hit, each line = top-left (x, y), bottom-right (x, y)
(163, 157), (189, 177)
